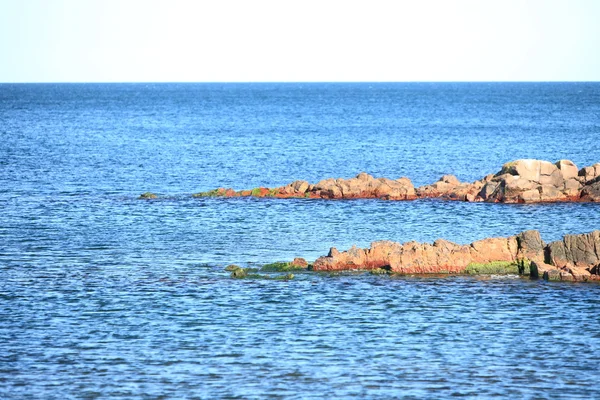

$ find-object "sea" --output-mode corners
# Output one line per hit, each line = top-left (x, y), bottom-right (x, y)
(1, 82), (599, 399)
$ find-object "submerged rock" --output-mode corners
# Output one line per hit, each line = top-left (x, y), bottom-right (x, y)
(260, 259), (309, 272)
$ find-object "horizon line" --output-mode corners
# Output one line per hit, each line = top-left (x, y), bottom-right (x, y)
(1, 80), (599, 84)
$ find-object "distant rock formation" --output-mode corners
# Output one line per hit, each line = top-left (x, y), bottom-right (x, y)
(190, 159), (600, 203)
(310, 230), (600, 282)
(418, 159), (600, 203)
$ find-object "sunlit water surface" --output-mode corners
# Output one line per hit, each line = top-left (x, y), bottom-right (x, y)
(1, 83), (599, 398)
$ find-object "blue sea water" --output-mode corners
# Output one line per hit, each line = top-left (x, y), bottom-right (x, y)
(1, 83), (599, 398)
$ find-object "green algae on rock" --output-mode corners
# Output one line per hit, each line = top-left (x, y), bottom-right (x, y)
(226, 265), (295, 280)
(464, 261), (520, 275)
(260, 258), (309, 272)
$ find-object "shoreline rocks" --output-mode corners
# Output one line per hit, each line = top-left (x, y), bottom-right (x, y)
(310, 230), (600, 282)
(190, 159), (600, 203)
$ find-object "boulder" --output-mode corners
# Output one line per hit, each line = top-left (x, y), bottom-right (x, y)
(568, 266), (592, 281)
(291, 180), (310, 194)
(310, 173), (416, 200)
(555, 160), (579, 180)
(498, 159), (555, 181)
(545, 231), (600, 269)
(543, 269), (562, 281)
(530, 260), (554, 279)
(578, 163), (600, 184)
(515, 230), (545, 260)
(473, 159), (583, 203)
(139, 192), (158, 199)
(580, 181), (600, 201)
(291, 257), (308, 268)
(469, 236), (518, 264)
(563, 178), (583, 197)
(416, 175), (461, 198)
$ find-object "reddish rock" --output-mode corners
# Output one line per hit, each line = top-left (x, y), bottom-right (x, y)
(310, 230), (600, 281)
(308, 173), (416, 200)
(530, 260), (555, 279)
(469, 236), (518, 264)
(416, 175), (461, 198)
(195, 159), (600, 204)
(313, 233), (524, 273)
(291, 257), (308, 268)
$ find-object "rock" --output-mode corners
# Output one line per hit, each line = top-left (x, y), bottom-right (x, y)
(416, 175), (461, 198)
(546, 231), (600, 269)
(578, 163), (600, 184)
(539, 185), (566, 202)
(440, 174), (461, 185)
(555, 160), (579, 180)
(563, 178), (583, 197)
(139, 192), (158, 199)
(543, 269), (562, 281)
(478, 181), (499, 200)
(260, 260), (309, 272)
(473, 159), (586, 203)
(193, 159), (600, 203)
(311, 230), (599, 281)
(291, 180), (310, 194)
(559, 270), (575, 281)
(469, 236), (518, 264)
(309, 173), (416, 200)
(568, 266), (592, 281)
(516, 230), (545, 260)
(291, 257), (308, 268)
(530, 260), (554, 279)
(518, 188), (541, 203)
(580, 181), (600, 201)
(357, 172), (371, 181)
(498, 159), (552, 181)
(231, 268), (248, 278)
(314, 233), (520, 274)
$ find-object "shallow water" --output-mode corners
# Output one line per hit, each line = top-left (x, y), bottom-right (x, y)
(1, 83), (599, 398)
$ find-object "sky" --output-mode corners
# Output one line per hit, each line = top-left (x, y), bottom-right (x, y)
(1, 0), (599, 82)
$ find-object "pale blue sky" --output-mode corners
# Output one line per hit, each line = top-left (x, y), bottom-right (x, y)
(1, 0), (599, 82)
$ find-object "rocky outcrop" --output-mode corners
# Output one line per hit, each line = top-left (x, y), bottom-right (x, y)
(191, 159), (600, 203)
(194, 172), (416, 200)
(418, 159), (600, 203)
(278, 172), (417, 200)
(473, 160), (589, 203)
(311, 230), (600, 282)
(416, 174), (490, 201)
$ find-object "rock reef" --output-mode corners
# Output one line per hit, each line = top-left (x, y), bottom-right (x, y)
(191, 159), (600, 203)
(311, 230), (600, 282)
